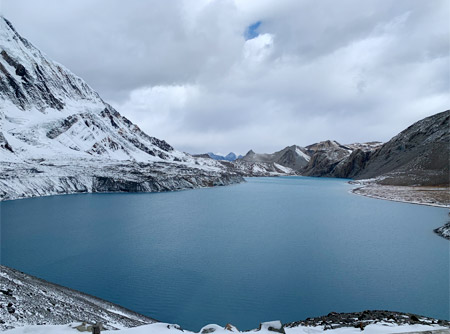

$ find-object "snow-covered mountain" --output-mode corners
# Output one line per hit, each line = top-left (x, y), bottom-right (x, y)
(0, 17), (244, 200)
(0, 16), (189, 163)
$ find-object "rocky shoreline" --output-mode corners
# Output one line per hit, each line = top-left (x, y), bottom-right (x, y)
(350, 181), (449, 209)
(349, 180), (450, 240)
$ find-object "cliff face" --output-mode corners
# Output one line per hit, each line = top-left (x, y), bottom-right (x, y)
(0, 17), (244, 200)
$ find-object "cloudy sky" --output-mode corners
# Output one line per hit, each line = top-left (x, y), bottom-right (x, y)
(1, 0), (448, 155)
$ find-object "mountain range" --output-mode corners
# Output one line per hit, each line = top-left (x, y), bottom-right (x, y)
(207, 111), (448, 189)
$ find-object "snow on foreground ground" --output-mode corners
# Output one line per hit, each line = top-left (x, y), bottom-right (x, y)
(3, 321), (449, 334)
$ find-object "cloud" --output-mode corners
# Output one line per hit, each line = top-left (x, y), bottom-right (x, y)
(3, 0), (449, 154)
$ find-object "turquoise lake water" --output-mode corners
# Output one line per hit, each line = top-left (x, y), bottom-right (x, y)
(1, 176), (449, 330)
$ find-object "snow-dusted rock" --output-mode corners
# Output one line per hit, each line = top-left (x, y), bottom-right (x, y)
(434, 222), (450, 240)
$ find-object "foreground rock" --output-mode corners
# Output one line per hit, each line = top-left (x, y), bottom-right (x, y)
(1, 265), (449, 333)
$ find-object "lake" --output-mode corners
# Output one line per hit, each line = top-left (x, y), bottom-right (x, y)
(1, 176), (448, 330)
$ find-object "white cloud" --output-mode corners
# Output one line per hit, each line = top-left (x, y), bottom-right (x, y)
(243, 33), (274, 64)
(3, 0), (449, 154)
(112, 85), (199, 142)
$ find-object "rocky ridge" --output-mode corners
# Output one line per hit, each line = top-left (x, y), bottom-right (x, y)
(355, 110), (449, 186)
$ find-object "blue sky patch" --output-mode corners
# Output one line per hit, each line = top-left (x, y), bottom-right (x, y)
(245, 21), (262, 40)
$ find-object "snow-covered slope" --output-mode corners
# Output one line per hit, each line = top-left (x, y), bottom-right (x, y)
(0, 17), (243, 200)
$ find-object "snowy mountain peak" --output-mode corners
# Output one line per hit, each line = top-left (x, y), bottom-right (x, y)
(0, 17), (103, 112)
(0, 17), (188, 163)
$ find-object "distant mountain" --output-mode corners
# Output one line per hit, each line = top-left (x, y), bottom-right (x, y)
(206, 152), (243, 161)
(226, 159), (297, 176)
(241, 145), (311, 170)
(0, 17), (243, 200)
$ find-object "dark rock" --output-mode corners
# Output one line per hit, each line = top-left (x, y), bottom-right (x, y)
(354, 322), (365, 331)
(15, 64), (26, 76)
(0, 289), (13, 296)
(46, 115), (79, 139)
(267, 326), (285, 334)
